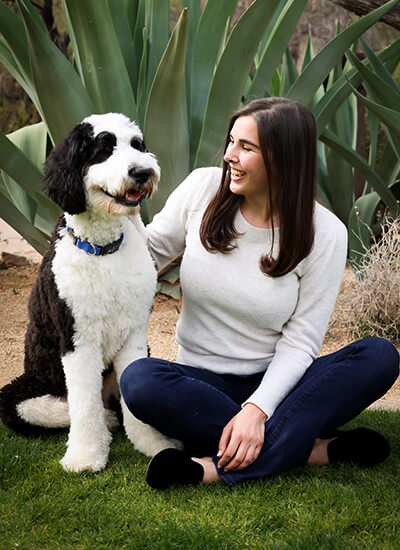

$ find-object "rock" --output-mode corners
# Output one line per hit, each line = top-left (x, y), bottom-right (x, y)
(1, 252), (29, 268)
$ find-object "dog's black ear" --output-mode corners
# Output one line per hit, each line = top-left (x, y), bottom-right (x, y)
(43, 122), (94, 214)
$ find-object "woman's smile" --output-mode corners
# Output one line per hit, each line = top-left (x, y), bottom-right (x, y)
(230, 167), (246, 180)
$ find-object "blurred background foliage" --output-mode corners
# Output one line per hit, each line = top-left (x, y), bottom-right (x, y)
(0, 0), (399, 296)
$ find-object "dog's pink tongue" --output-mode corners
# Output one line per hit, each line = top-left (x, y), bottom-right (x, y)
(128, 191), (142, 201)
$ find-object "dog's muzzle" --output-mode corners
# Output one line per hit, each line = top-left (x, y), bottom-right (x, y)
(103, 168), (156, 206)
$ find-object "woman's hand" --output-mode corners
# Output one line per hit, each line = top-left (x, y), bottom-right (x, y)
(217, 403), (268, 471)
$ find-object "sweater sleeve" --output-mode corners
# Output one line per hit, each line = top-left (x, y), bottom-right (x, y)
(243, 208), (348, 419)
(146, 167), (221, 271)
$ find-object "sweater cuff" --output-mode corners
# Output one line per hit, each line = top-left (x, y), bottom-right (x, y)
(242, 391), (280, 420)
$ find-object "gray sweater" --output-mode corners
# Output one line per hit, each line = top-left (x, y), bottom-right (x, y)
(146, 167), (348, 418)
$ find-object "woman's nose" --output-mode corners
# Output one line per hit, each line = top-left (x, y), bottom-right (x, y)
(224, 143), (237, 163)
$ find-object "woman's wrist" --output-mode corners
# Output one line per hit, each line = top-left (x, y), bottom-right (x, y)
(243, 402), (268, 421)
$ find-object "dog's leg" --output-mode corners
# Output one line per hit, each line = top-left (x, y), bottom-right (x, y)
(60, 348), (111, 473)
(113, 331), (183, 457)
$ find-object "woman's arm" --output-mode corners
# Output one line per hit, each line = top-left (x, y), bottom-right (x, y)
(243, 207), (348, 419)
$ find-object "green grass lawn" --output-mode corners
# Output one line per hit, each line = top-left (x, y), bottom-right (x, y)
(1, 409), (400, 550)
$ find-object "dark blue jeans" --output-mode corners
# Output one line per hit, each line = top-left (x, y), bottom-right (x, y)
(120, 337), (399, 486)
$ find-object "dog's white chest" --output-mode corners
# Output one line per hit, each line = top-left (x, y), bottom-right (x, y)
(51, 221), (156, 361)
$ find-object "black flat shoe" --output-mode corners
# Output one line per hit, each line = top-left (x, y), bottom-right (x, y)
(327, 427), (390, 466)
(145, 448), (204, 490)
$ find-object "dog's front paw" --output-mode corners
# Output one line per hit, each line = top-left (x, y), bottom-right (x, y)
(60, 447), (108, 473)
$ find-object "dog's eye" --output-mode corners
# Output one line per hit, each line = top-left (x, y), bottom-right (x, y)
(89, 132), (117, 165)
(96, 132), (117, 149)
(130, 137), (146, 153)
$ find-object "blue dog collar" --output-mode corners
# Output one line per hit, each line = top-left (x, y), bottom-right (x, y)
(66, 226), (124, 256)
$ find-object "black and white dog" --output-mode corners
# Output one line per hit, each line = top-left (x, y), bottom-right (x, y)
(0, 113), (179, 472)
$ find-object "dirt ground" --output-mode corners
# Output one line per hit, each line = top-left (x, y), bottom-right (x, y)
(0, 261), (399, 411)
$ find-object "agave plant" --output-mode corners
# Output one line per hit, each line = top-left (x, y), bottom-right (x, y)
(346, 42), (400, 266)
(0, 0), (399, 270)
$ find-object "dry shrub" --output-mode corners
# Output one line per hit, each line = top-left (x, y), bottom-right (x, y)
(335, 218), (400, 344)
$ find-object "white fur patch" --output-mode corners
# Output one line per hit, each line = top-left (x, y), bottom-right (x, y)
(17, 395), (70, 428)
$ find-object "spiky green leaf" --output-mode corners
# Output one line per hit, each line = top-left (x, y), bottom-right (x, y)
(16, 0), (94, 144)
(248, 0), (308, 99)
(287, 0), (400, 105)
(64, 0), (136, 119)
(144, 8), (189, 219)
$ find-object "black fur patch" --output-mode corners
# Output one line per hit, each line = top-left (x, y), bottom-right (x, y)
(0, 216), (75, 436)
(43, 123), (94, 214)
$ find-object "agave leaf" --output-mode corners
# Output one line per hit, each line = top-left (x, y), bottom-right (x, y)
(194, 0), (282, 169)
(144, 0), (170, 97)
(122, 0), (139, 38)
(0, 2), (42, 111)
(367, 112), (379, 180)
(270, 68), (281, 97)
(378, 141), (400, 186)
(0, 193), (49, 254)
(0, 122), (51, 224)
(184, 0), (202, 109)
(258, 0), (288, 56)
(132, 0), (146, 79)
(0, 127), (58, 219)
(359, 37), (400, 92)
(144, 8), (189, 219)
(63, 0), (136, 119)
(0, 0), (32, 83)
(313, 38), (400, 136)
(189, 0), (237, 160)
(301, 33), (325, 110)
(0, 174), (36, 224)
(301, 33), (314, 72)
(280, 47), (299, 96)
(136, 27), (149, 127)
(346, 49), (400, 110)
(348, 180), (400, 268)
(350, 86), (400, 152)
(287, 0), (400, 105)
(320, 128), (398, 214)
(157, 280), (182, 300)
(159, 265), (180, 285)
(61, 0), (83, 79)
(16, 0), (94, 144)
(324, 60), (357, 225)
(248, 0), (308, 100)
(348, 193), (380, 267)
(0, 39), (35, 102)
(107, 0), (139, 96)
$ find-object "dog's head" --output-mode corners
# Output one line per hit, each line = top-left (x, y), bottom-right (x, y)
(43, 113), (160, 216)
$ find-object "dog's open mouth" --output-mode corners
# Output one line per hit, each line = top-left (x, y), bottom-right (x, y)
(103, 189), (143, 206)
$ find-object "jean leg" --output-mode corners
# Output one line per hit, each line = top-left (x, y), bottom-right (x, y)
(217, 337), (399, 485)
(120, 358), (261, 456)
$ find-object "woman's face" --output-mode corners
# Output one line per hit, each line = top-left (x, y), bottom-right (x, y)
(224, 115), (268, 206)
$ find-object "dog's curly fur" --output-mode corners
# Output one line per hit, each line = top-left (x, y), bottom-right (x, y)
(0, 113), (180, 472)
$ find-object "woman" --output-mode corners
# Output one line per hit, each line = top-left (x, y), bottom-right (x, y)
(120, 97), (399, 489)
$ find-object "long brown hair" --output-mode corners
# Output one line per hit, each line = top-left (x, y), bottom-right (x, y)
(199, 97), (316, 277)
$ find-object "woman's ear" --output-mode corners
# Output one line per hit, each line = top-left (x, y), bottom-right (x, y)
(43, 122), (93, 214)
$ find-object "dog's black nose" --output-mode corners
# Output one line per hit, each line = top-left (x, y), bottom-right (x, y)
(128, 167), (151, 185)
